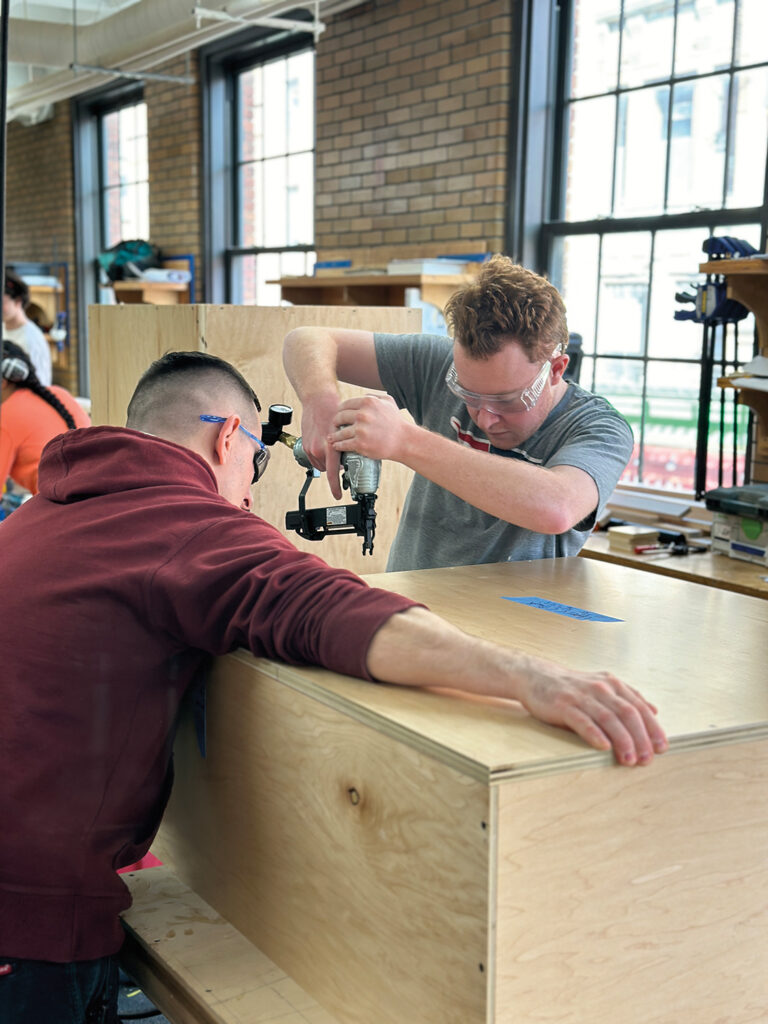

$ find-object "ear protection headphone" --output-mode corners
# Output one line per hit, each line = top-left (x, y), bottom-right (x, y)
(1, 356), (30, 383)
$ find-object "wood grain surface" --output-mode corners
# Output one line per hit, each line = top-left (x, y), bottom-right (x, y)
(122, 867), (341, 1024)
(154, 653), (490, 1024)
(581, 532), (768, 600)
(493, 740), (768, 1023)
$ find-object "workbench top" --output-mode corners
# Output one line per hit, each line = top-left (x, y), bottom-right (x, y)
(236, 558), (768, 782)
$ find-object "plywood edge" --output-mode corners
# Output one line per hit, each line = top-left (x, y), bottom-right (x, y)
(226, 652), (601, 783)
(485, 722), (768, 783)
(485, 786), (499, 1024)
(230, 650), (494, 783)
(121, 866), (341, 1024)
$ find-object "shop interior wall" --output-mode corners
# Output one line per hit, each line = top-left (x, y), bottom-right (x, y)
(315, 0), (513, 264)
(3, 0), (513, 392)
(4, 53), (204, 395)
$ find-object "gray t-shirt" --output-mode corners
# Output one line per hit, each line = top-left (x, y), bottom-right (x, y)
(374, 332), (633, 571)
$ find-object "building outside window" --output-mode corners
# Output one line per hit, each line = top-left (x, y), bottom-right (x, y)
(101, 100), (150, 249)
(73, 85), (149, 392)
(228, 46), (316, 305)
(542, 0), (768, 493)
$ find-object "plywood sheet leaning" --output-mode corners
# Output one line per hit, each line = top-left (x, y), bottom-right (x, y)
(153, 652), (491, 1024)
(88, 304), (420, 574)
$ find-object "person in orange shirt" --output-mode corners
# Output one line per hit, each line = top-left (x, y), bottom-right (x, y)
(0, 339), (90, 495)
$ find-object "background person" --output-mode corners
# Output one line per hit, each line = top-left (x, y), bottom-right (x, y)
(0, 339), (90, 495)
(3, 269), (53, 386)
(0, 351), (665, 1024)
(282, 255), (634, 571)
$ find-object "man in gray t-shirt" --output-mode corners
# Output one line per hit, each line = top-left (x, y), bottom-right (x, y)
(282, 255), (633, 571)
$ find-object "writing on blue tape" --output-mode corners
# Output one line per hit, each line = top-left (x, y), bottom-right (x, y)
(502, 596), (622, 622)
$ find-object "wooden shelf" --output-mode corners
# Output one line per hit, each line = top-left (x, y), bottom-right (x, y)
(274, 272), (475, 310)
(700, 257), (768, 482)
(111, 280), (190, 305)
(580, 531), (768, 599)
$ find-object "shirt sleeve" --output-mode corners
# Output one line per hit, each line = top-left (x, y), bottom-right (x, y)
(373, 333), (452, 423)
(544, 397), (634, 526)
(146, 511), (421, 680)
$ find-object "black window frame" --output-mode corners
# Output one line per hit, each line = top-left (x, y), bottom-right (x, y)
(514, 0), (768, 493)
(72, 81), (145, 395)
(200, 18), (316, 304)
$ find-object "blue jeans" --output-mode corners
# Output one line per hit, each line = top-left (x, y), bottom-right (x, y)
(0, 954), (119, 1023)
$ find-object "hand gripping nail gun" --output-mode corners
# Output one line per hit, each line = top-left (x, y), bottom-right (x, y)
(262, 404), (381, 555)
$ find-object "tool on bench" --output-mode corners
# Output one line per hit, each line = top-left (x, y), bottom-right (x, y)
(261, 404), (381, 555)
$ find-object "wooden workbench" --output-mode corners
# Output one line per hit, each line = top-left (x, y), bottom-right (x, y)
(581, 531), (768, 599)
(121, 558), (768, 1024)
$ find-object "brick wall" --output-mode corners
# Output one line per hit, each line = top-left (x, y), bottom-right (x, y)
(144, 54), (203, 303)
(4, 56), (204, 394)
(6, 103), (79, 392)
(315, 0), (513, 262)
(4, 1), (516, 390)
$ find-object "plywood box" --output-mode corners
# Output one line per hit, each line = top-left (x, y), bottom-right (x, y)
(88, 304), (420, 576)
(136, 559), (768, 1024)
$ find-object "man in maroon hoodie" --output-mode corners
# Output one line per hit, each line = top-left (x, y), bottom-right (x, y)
(0, 351), (666, 1023)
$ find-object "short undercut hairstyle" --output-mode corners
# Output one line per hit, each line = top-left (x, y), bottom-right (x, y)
(444, 255), (568, 362)
(126, 351), (261, 432)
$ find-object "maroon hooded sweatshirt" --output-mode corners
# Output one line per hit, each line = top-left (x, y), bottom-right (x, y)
(0, 426), (417, 962)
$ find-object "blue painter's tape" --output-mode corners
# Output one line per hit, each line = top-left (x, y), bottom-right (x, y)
(502, 596), (623, 622)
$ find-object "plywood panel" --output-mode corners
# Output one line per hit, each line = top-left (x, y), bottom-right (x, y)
(250, 560), (768, 780)
(154, 653), (491, 1024)
(87, 304), (420, 574)
(121, 867), (342, 1024)
(493, 741), (768, 1023)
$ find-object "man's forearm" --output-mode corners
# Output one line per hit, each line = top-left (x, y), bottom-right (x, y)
(366, 606), (668, 767)
(333, 403), (596, 533)
(282, 327), (340, 402)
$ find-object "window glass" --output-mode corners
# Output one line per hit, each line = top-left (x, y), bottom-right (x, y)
(641, 361), (703, 491)
(231, 250), (315, 306)
(569, 0), (620, 99)
(547, 1), (767, 490)
(287, 50), (314, 154)
(595, 233), (651, 357)
(727, 67), (768, 208)
(263, 59), (287, 159)
(647, 229), (707, 361)
(101, 101), (149, 247)
(240, 161), (264, 249)
(675, 0), (735, 76)
(264, 156), (287, 248)
(619, 0), (674, 89)
(564, 96), (615, 220)
(233, 47), (315, 299)
(592, 358), (645, 478)
(667, 75), (728, 213)
(240, 66), (263, 162)
(734, 0), (768, 67)
(555, 234), (600, 355)
(613, 86), (668, 217)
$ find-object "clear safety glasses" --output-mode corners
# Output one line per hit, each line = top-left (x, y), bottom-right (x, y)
(444, 358), (553, 415)
(199, 414), (270, 483)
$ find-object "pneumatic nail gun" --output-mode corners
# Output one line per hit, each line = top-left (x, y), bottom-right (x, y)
(262, 404), (380, 555)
